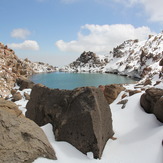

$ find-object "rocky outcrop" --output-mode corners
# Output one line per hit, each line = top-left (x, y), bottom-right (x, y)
(26, 84), (114, 159)
(103, 84), (125, 104)
(140, 88), (163, 122)
(0, 42), (56, 98)
(0, 98), (56, 163)
(62, 51), (108, 72)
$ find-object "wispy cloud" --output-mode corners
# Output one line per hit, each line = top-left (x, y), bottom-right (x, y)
(8, 40), (40, 51)
(11, 28), (31, 40)
(112, 0), (163, 23)
(55, 24), (155, 54)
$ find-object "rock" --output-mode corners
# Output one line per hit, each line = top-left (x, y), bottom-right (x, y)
(153, 97), (163, 122)
(24, 92), (30, 100)
(159, 58), (163, 66)
(0, 98), (22, 116)
(0, 98), (57, 162)
(26, 84), (114, 159)
(154, 81), (161, 86)
(128, 90), (141, 96)
(117, 99), (128, 109)
(16, 77), (35, 90)
(121, 93), (128, 99)
(98, 85), (105, 92)
(143, 78), (152, 86)
(140, 88), (163, 122)
(11, 89), (17, 95)
(104, 84), (125, 104)
(12, 92), (22, 101)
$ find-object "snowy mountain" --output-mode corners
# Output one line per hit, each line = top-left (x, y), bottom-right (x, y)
(63, 32), (163, 80)
(62, 51), (108, 73)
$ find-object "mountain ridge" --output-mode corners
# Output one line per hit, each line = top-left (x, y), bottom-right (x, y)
(62, 32), (163, 80)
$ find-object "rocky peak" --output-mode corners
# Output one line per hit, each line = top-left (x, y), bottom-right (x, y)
(63, 51), (108, 72)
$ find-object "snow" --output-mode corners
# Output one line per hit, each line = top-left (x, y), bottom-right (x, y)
(13, 81), (163, 163)
(63, 32), (163, 81)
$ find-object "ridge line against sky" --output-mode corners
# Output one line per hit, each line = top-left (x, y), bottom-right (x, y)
(0, 0), (163, 66)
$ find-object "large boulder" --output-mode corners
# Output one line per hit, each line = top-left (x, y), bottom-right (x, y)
(104, 84), (125, 104)
(140, 88), (163, 122)
(0, 98), (56, 163)
(26, 84), (114, 159)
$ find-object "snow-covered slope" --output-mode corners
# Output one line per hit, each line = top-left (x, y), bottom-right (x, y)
(13, 79), (163, 163)
(22, 58), (57, 73)
(104, 33), (163, 78)
(63, 32), (163, 80)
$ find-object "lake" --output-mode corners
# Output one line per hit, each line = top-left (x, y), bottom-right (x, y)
(30, 72), (137, 90)
(30, 72), (138, 90)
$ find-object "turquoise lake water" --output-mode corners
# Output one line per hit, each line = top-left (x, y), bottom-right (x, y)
(30, 72), (137, 90)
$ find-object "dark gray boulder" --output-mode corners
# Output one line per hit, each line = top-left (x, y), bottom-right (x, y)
(26, 84), (114, 159)
(140, 88), (163, 122)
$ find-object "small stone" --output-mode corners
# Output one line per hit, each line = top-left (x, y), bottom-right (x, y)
(12, 92), (22, 101)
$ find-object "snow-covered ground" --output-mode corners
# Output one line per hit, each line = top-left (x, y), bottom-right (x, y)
(13, 80), (163, 163)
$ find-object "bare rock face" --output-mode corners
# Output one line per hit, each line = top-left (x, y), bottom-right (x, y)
(140, 88), (163, 122)
(104, 84), (125, 104)
(0, 98), (57, 163)
(26, 84), (114, 159)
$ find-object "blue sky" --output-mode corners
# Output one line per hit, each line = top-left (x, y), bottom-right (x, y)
(0, 0), (163, 66)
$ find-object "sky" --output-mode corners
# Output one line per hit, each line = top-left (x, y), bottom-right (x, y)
(1, 0), (163, 67)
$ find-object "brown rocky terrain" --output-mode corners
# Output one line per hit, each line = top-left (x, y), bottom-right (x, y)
(0, 42), (56, 98)
(0, 98), (56, 162)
